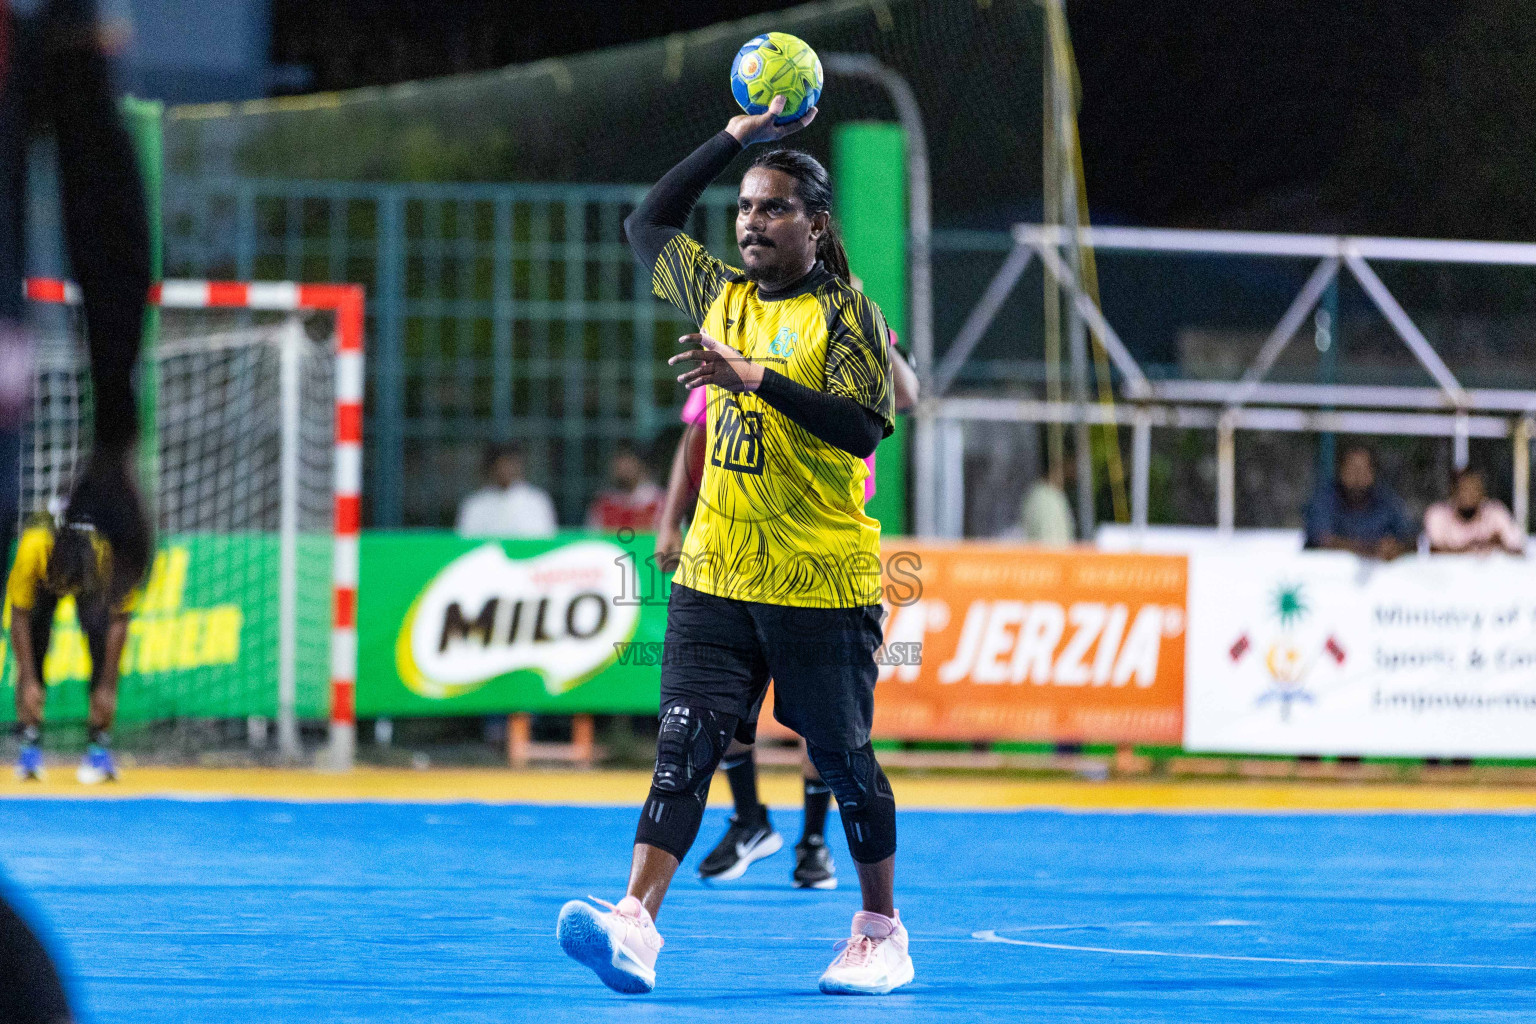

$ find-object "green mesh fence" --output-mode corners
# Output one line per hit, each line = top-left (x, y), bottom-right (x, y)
(160, 0), (1048, 527)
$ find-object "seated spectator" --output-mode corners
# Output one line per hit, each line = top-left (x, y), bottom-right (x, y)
(457, 442), (558, 537)
(1304, 444), (1416, 559)
(1021, 476), (1074, 545)
(587, 442), (665, 531)
(1424, 467), (1525, 554)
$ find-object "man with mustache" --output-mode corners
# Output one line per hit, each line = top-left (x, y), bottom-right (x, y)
(654, 277), (917, 895)
(558, 94), (913, 996)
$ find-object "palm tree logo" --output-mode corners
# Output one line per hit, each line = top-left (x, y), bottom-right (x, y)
(1228, 583), (1346, 722)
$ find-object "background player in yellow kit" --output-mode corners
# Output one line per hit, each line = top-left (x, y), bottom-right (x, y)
(10, 513), (136, 784)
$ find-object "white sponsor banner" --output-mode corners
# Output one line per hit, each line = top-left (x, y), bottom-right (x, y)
(1185, 550), (1536, 756)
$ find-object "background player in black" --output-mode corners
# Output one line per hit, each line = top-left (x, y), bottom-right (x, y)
(0, 0), (151, 1019)
(1, 0), (152, 593)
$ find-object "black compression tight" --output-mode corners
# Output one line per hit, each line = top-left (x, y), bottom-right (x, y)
(634, 705), (738, 860)
(804, 741), (897, 864)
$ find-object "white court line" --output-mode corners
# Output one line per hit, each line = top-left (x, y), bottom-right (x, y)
(998, 920), (1254, 933)
(973, 931), (1536, 971)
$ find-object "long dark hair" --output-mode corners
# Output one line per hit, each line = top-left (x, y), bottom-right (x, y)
(748, 148), (851, 282)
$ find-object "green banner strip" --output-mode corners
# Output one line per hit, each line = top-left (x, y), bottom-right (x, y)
(121, 97), (163, 511)
(833, 121), (909, 535)
(0, 533), (331, 723)
(4, 532), (670, 724)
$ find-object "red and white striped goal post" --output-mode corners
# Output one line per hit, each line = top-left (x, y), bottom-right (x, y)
(25, 278), (364, 767)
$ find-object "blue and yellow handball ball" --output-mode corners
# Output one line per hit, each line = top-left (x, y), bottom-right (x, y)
(730, 33), (823, 125)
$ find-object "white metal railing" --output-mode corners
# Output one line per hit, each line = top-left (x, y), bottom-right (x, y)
(923, 225), (1536, 539)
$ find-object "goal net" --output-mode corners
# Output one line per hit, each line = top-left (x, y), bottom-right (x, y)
(11, 280), (362, 765)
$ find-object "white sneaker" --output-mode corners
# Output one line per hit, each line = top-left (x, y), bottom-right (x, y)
(76, 746), (118, 785)
(818, 909), (915, 995)
(557, 895), (664, 994)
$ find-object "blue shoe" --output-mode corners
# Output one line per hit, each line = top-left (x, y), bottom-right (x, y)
(77, 745), (117, 785)
(15, 744), (43, 781)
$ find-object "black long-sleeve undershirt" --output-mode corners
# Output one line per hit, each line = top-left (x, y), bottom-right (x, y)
(755, 370), (885, 459)
(624, 130), (742, 272)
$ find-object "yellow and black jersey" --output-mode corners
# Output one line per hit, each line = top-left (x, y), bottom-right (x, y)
(652, 233), (894, 608)
(7, 522), (137, 616)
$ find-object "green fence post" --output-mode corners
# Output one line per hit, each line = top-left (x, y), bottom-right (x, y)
(833, 122), (908, 535)
(121, 97), (162, 512)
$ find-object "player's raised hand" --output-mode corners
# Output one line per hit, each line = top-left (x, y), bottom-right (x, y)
(726, 94), (818, 147)
(670, 333), (765, 393)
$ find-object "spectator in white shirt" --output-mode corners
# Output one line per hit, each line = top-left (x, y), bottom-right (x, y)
(1021, 477), (1074, 545)
(456, 442), (558, 538)
(1423, 467), (1525, 554)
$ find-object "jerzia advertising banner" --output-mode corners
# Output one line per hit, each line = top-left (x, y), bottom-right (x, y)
(357, 532), (666, 716)
(356, 535), (1188, 743)
(1185, 550), (1536, 757)
(754, 543), (1189, 744)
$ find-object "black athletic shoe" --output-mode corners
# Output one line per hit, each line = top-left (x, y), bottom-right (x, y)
(793, 834), (837, 890)
(698, 813), (783, 881)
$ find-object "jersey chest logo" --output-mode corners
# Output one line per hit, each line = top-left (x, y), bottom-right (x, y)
(712, 403), (764, 475)
(769, 327), (798, 358)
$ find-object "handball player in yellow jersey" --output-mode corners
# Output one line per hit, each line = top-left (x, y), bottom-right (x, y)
(9, 513), (135, 784)
(654, 298), (918, 894)
(558, 95), (913, 996)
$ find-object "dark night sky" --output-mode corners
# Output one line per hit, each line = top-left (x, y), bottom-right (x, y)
(272, 0), (1531, 240)
(1069, 0), (1457, 228)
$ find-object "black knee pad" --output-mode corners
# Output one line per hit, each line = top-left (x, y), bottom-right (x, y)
(634, 704), (736, 860)
(804, 741), (896, 864)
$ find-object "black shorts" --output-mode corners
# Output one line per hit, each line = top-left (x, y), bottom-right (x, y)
(659, 583), (885, 751)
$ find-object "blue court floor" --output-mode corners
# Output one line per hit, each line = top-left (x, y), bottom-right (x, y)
(5, 799), (1536, 1022)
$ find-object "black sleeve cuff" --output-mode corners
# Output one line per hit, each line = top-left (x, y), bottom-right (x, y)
(756, 369), (884, 459)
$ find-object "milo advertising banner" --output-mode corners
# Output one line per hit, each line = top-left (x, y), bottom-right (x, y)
(357, 533), (668, 716)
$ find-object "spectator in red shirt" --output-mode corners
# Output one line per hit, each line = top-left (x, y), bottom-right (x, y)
(587, 442), (665, 531)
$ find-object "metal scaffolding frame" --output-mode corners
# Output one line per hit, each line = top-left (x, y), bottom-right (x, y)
(918, 224), (1536, 537)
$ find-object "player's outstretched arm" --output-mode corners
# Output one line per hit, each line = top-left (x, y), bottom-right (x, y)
(42, 7), (151, 462)
(8, 608), (42, 725)
(41, 2), (155, 600)
(623, 139), (741, 274)
(87, 614), (130, 734)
